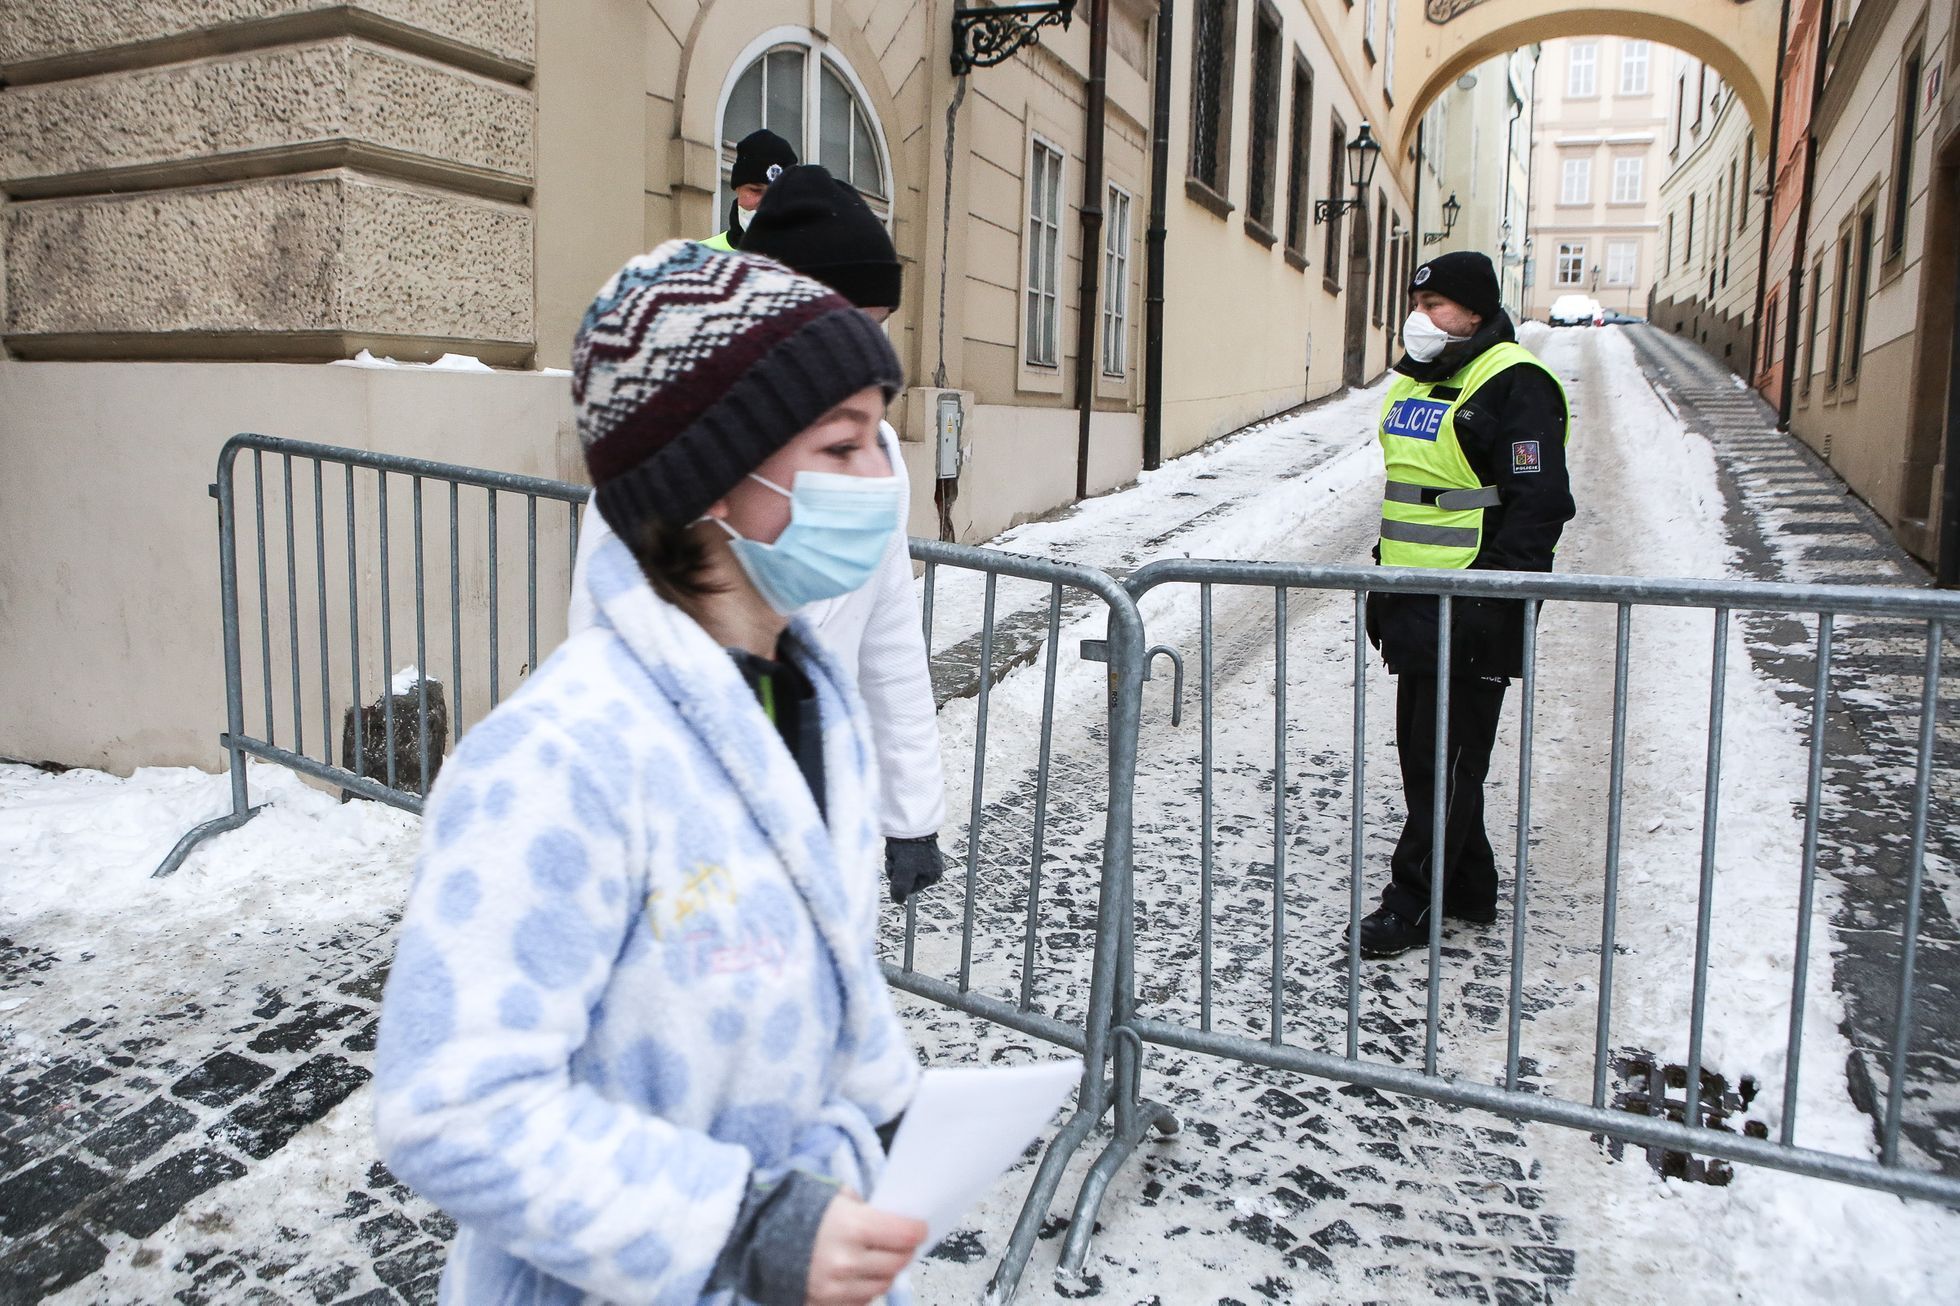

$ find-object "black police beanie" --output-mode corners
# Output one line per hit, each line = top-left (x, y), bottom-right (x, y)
(738, 165), (903, 310)
(730, 129), (798, 188)
(1409, 251), (1501, 322)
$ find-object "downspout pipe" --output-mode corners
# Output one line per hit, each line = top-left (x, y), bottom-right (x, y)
(1749, 0), (1793, 383)
(1142, 0), (1173, 472)
(1780, 0), (1835, 429)
(1073, 0), (1111, 502)
(1942, 247), (1960, 586)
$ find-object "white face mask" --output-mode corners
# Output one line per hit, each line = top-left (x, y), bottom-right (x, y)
(1402, 310), (1471, 363)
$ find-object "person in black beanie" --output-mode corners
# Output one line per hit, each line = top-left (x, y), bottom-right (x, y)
(1354, 250), (1575, 959)
(702, 128), (799, 252)
(570, 166), (949, 906)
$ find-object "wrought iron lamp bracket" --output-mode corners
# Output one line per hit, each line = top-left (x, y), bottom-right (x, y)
(1313, 197), (1363, 225)
(951, 2), (1076, 75)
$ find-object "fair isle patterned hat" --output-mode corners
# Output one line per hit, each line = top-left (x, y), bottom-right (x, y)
(573, 239), (903, 540)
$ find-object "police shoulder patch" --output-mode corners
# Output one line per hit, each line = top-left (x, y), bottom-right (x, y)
(1512, 440), (1542, 474)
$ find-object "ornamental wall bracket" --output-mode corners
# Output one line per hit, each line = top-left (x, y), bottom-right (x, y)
(951, 2), (1076, 75)
(1426, 0), (1497, 25)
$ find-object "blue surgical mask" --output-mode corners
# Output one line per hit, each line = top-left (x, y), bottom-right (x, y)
(711, 469), (903, 615)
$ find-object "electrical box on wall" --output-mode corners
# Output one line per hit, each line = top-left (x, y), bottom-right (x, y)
(935, 390), (963, 480)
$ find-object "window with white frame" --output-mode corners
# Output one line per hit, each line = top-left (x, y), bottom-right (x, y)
(719, 32), (889, 226)
(1557, 243), (1586, 286)
(1606, 241), (1637, 285)
(1561, 157), (1591, 204)
(1026, 138), (1064, 368)
(1568, 42), (1597, 97)
(1365, 0), (1379, 52)
(1103, 185), (1132, 377)
(1619, 40), (1650, 95)
(1612, 156), (1643, 203)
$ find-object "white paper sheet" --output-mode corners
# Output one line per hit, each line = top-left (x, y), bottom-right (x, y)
(869, 1059), (1082, 1250)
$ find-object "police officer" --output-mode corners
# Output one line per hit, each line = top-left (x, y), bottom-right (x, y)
(702, 129), (798, 251)
(1356, 251), (1574, 959)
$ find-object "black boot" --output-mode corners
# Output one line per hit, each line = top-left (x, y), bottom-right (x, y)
(1353, 905), (1432, 959)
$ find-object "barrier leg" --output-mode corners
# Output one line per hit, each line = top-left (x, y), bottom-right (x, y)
(984, 1081), (1113, 1305)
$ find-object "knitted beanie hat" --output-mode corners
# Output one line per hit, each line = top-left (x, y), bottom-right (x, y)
(1409, 250), (1501, 322)
(573, 240), (904, 540)
(738, 165), (902, 310)
(730, 129), (798, 188)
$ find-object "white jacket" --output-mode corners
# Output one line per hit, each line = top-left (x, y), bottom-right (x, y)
(568, 421), (947, 842)
(376, 528), (920, 1303)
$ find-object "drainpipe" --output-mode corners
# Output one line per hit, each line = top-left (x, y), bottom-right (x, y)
(1748, 0), (1793, 383)
(1073, 0), (1111, 502)
(1780, 0), (1835, 429)
(1942, 206), (1960, 588)
(1142, 0), (1173, 472)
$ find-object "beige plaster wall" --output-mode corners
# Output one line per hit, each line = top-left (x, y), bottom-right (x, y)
(0, 358), (579, 774)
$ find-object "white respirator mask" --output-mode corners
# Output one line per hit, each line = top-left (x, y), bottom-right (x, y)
(1401, 311), (1471, 363)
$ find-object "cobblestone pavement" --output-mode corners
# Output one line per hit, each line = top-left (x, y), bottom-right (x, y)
(1627, 325), (1960, 1178)
(5, 326), (1955, 1303)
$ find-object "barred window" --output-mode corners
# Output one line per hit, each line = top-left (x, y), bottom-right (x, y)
(1846, 207), (1875, 383)
(1189, 0), (1239, 197)
(1828, 232), (1851, 388)
(1026, 138), (1064, 368)
(1246, 2), (1283, 235)
(1103, 185), (1133, 377)
(1556, 243), (1586, 287)
(1802, 256), (1822, 395)
(1323, 113), (1346, 284)
(1284, 54), (1313, 257)
(1891, 43), (1922, 256)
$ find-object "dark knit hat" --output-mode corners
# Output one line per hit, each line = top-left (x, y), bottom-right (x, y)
(1409, 250), (1501, 321)
(573, 240), (903, 540)
(730, 129), (798, 189)
(738, 165), (902, 310)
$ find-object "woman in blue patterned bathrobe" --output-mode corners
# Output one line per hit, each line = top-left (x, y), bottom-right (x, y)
(374, 241), (927, 1305)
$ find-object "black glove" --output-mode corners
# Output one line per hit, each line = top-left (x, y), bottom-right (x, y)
(885, 836), (946, 904)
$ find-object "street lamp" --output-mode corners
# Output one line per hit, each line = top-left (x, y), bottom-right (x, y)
(1423, 192), (1461, 246)
(1313, 122), (1381, 224)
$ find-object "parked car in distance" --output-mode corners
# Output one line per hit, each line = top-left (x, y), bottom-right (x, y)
(1549, 295), (1604, 327)
(1599, 309), (1645, 325)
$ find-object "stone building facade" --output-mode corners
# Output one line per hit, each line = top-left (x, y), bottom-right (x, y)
(0, 0), (1420, 771)
(1525, 34), (1672, 323)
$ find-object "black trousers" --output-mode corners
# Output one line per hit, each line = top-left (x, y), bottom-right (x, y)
(1383, 673), (1509, 923)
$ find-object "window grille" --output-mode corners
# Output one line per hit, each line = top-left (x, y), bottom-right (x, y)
(1026, 139), (1064, 368)
(1247, 3), (1283, 232)
(1189, 0), (1238, 196)
(1284, 56), (1314, 256)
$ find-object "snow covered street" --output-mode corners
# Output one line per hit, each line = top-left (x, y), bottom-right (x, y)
(5, 325), (1958, 1303)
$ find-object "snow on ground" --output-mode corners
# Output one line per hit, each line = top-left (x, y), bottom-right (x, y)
(6, 326), (1958, 1303)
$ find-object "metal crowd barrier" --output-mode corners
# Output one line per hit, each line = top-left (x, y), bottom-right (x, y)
(156, 436), (1960, 1300)
(1120, 559), (1960, 1208)
(154, 435), (1172, 1302)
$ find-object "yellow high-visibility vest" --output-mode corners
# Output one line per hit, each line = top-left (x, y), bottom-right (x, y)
(1376, 342), (1568, 569)
(700, 230), (737, 252)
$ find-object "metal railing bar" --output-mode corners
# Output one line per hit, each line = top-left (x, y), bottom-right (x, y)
(1882, 619), (1943, 1165)
(1593, 603), (1633, 1109)
(960, 571), (998, 993)
(1783, 613), (1833, 1144)
(1505, 600), (1539, 1092)
(1020, 581), (1064, 1013)
(1683, 607), (1731, 1131)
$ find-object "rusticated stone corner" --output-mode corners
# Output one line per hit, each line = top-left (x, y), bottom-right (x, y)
(3, 172), (532, 352)
(0, 40), (533, 195)
(0, 1), (536, 72)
